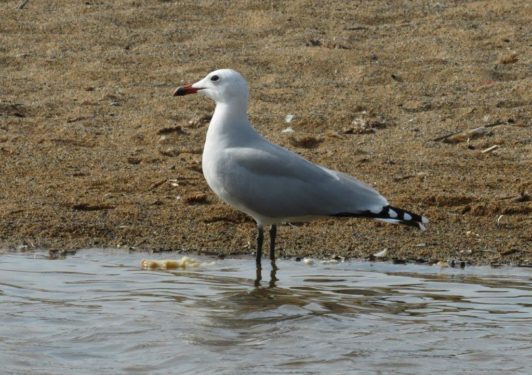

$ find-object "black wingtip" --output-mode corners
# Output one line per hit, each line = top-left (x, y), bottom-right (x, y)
(332, 205), (428, 230)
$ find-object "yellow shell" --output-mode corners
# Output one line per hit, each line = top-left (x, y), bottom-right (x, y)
(140, 256), (199, 270)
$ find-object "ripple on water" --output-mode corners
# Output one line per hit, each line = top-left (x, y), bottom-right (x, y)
(0, 249), (531, 374)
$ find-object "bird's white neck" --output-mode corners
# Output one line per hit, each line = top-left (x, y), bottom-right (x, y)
(205, 101), (253, 147)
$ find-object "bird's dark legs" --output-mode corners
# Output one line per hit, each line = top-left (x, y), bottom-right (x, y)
(269, 257), (278, 288)
(255, 266), (262, 287)
(255, 224), (279, 287)
(256, 224), (264, 267)
(269, 224), (277, 261)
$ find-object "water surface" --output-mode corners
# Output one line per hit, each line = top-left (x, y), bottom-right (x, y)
(1, 249), (531, 374)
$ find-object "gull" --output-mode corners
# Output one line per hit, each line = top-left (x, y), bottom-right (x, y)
(173, 69), (428, 266)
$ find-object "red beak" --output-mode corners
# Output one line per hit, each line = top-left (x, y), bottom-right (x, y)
(173, 84), (199, 96)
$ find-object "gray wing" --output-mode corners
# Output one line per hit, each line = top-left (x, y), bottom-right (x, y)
(222, 140), (388, 220)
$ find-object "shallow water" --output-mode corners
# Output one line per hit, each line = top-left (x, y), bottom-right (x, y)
(1, 249), (531, 375)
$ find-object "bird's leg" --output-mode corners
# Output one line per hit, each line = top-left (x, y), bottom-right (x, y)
(269, 257), (278, 288)
(255, 266), (262, 287)
(256, 224), (264, 268)
(269, 224), (277, 261)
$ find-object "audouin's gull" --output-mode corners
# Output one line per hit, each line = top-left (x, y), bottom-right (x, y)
(174, 69), (428, 266)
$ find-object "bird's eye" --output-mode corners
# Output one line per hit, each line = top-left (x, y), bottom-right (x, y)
(210, 75), (219, 82)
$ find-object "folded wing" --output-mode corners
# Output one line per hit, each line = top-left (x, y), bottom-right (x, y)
(222, 140), (388, 220)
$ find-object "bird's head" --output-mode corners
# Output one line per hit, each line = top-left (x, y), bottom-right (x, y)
(173, 69), (249, 105)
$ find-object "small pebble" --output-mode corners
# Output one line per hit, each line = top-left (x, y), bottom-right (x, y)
(281, 127), (295, 133)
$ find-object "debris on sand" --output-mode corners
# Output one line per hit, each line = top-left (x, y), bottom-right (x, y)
(481, 145), (499, 154)
(127, 157), (141, 165)
(141, 256), (200, 270)
(288, 135), (323, 148)
(400, 100), (432, 113)
(393, 172), (428, 182)
(373, 249), (388, 258)
(17, 0), (29, 10)
(159, 147), (181, 157)
(182, 192), (208, 205)
(285, 114), (294, 123)
(498, 51), (518, 64)
(72, 203), (115, 211)
(342, 113), (390, 134)
(147, 178), (167, 191)
(433, 127), (491, 143)
(187, 114), (211, 127)
(281, 126), (295, 133)
(434, 118), (518, 144)
(306, 39), (322, 47)
(157, 126), (186, 135)
(513, 192), (530, 203)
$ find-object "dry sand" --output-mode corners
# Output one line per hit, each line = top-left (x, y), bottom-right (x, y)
(1, 0), (530, 265)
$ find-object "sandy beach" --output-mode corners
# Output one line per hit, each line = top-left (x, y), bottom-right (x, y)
(1, 0), (530, 265)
